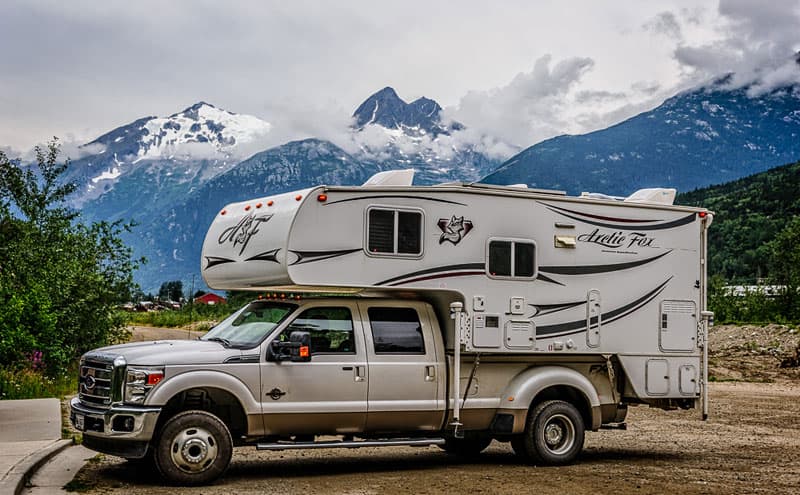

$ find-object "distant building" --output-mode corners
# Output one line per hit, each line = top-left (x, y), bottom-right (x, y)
(194, 293), (227, 305)
(724, 285), (785, 297)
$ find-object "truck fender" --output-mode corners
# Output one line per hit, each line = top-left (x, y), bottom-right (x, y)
(499, 365), (602, 431)
(145, 370), (261, 415)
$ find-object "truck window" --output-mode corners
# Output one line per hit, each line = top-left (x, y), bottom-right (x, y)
(488, 239), (537, 279)
(281, 307), (355, 354)
(367, 207), (423, 256)
(368, 307), (425, 354)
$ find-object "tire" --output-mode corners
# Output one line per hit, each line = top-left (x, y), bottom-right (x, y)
(154, 410), (233, 486)
(516, 400), (585, 465)
(439, 433), (492, 457)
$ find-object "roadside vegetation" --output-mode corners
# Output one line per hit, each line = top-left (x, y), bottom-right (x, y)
(678, 160), (800, 325)
(0, 140), (139, 399)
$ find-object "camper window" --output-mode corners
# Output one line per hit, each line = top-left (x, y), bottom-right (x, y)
(366, 207), (423, 257)
(487, 239), (537, 279)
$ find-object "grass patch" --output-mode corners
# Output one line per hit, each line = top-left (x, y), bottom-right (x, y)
(0, 365), (77, 400)
(127, 302), (236, 328)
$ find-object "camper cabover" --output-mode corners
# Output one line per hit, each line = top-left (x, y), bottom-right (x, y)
(70, 171), (713, 485)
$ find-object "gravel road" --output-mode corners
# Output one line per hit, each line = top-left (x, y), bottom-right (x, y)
(72, 380), (800, 495)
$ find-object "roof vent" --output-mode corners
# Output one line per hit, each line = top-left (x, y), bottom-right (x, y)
(624, 188), (676, 205)
(362, 169), (415, 186)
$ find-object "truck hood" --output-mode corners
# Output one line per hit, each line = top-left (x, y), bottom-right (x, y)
(90, 339), (244, 366)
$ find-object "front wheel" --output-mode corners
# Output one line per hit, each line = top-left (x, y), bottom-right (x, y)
(514, 400), (584, 465)
(154, 410), (233, 485)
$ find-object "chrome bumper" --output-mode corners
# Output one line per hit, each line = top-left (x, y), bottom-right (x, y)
(69, 397), (161, 441)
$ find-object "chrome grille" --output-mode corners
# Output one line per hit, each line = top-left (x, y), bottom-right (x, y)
(79, 358), (114, 408)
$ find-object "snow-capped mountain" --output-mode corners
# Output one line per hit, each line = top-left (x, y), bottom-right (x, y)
(483, 78), (800, 195)
(350, 87), (501, 184)
(66, 102), (271, 210)
(129, 139), (381, 290)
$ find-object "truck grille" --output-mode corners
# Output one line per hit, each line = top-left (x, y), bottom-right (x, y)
(79, 358), (115, 408)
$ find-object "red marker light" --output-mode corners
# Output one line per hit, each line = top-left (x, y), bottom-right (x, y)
(295, 195), (302, 201)
(147, 372), (164, 386)
(256, 203), (263, 208)
(220, 210), (227, 215)
(317, 194), (328, 202)
(245, 205), (251, 211)
(699, 212), (707, 218)
(267, 200), (274, 207)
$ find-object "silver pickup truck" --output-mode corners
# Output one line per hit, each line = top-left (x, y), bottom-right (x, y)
(71, 296), (623, 485)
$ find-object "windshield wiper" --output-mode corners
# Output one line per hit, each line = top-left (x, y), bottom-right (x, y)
(205, 337), (232, 348)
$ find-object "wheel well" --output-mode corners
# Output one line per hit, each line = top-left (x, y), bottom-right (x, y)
(529, 385), (592, 428)
(156, 388), (248, 443)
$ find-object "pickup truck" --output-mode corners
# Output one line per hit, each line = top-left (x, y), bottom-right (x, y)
(71, 295), (621, 485)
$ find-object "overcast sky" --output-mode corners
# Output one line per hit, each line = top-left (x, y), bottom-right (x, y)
(1, 0), (799, 156)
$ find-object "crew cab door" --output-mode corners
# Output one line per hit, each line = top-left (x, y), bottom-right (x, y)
(358, 301), (445, 432)
(260, 302), (368, 435)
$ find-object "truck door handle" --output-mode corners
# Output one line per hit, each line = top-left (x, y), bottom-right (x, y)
(354, 366), (366, 382)
(425, 365), (436, 382)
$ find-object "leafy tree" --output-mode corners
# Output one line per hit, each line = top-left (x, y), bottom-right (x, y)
(158, 280), (183, 302)
(193, 290), (207, 299)
(768, 218), (800, 320)
(0, 139), (140, 374)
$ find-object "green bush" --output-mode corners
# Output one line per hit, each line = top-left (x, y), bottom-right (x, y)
(0, 140), (139, 376)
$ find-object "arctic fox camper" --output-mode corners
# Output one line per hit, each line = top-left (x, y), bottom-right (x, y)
(70, 170), (713, 485)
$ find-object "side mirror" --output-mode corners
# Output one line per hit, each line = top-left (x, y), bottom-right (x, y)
(269, 330), (312, 362)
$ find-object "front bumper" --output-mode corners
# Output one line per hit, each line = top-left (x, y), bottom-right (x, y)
(70, 397), (161, 458)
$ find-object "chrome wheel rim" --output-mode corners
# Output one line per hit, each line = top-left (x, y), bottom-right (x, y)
(170, 426), (218, 473)
(542, 413), (575, 455)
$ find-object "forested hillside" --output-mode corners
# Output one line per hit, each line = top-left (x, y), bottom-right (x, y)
(676, 160), (800, 282)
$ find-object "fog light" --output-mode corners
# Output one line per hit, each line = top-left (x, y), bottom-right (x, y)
(113, 415), (135, 432)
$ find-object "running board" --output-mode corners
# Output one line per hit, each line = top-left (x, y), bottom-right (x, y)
(257, 438), (446, 451)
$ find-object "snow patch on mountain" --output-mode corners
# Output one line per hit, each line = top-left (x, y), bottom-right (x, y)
(137, 102), (271, 160)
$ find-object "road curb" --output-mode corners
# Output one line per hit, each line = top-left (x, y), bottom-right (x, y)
(0, 438), (73, 495)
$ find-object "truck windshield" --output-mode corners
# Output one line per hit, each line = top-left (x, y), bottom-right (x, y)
(202, 301), (297, 349)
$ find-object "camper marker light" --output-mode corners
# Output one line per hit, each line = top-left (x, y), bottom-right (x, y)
(256, 203), (263, 209)
(220, 210), (227, 215)
(317, 194), (328, 202)
(295, 194), (302, 201)
(245, 205), (251, 211)
(699, 211), (707, 218)
(267, 200), (274, 207)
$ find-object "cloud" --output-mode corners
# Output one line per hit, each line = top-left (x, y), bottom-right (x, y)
(673, 0), (800, 92)
(443, 55), (595, 148)
(643, 12), (683, 40)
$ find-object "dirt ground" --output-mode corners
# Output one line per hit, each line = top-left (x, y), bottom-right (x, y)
(70, 324), (800, 494)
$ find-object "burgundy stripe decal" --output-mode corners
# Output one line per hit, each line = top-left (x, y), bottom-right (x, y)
(388, 271), (485, 286)
(543, 202), (662, 223)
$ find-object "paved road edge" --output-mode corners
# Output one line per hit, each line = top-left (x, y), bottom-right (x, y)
(0, 439), (73, 495)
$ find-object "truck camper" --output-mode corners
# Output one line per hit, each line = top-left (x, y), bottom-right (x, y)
(71, 170), (713, 485)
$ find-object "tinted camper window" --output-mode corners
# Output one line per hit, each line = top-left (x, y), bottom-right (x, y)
(488, 239), (536, 279)
(367, 208), (423, 256)
(368, 307), (425, 354)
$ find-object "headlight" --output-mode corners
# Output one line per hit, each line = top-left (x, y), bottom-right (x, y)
(124, 367), (164, 405)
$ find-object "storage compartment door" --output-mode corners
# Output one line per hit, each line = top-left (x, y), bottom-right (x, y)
(645, 359), (669, 395)
(473, 314), (501, 348)
(505, 320), (534, 350)
(659, 300), (697, 352)
(679, 364), (698, 396)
